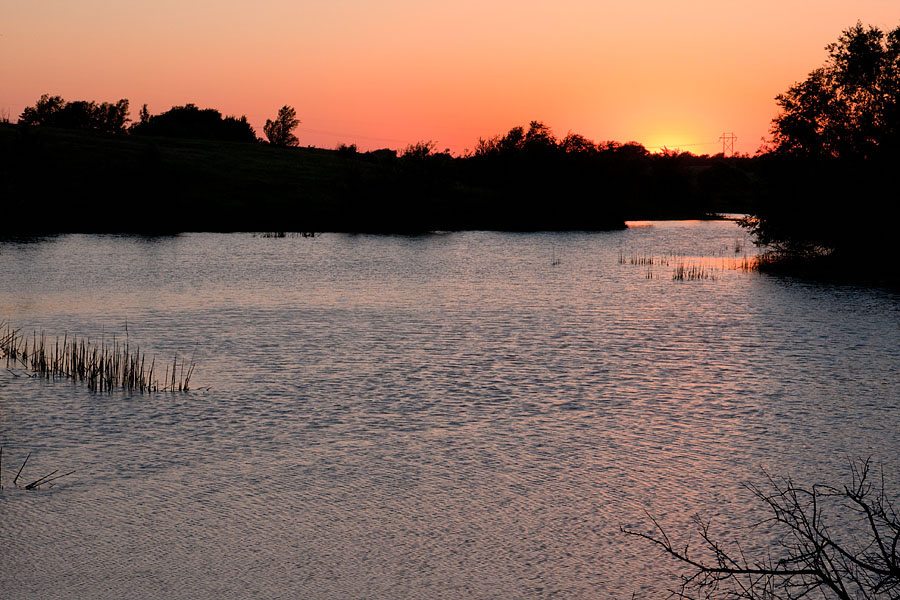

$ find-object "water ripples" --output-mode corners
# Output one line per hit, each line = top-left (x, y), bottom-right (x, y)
(1, 224), (899, 598)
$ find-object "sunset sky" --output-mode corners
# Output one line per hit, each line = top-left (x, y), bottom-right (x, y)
(2, 1), (897, 155)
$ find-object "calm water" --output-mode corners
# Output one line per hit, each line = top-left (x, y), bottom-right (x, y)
(1, 222), (899, 599)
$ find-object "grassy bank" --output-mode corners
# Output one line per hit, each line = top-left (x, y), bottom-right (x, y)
(0, 123), (401, 232)
(0, 123), (635, 233)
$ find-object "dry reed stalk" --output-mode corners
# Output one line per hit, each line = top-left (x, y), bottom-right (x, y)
(672, 261), (718, 281)
(13, 452), (30, 487)
(2, 449), (76, 491)
(25, 470), (75, 489)
(0, 321), (194, 393)
(24, 469), (57, 490)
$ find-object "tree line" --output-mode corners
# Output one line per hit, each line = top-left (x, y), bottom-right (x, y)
(15, 21), (897, 164)
(13, 91), (753, 225)
(7, 21), (898, 269)
(739, 21), (899, 282)
(17, 95), (301, 147)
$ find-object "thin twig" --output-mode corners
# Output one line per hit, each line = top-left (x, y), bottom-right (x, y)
(13, 451), (30, 487)
(24, 469), (58, 490)
(25, 470), (74, 490)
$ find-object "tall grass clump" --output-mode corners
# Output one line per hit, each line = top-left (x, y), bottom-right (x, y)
(619, 246), (772, 281)
(254, 232), (317, 238)
(672, 261), (717, 281)
(618, 250), (676, 266)
(1, 321), (194, 393)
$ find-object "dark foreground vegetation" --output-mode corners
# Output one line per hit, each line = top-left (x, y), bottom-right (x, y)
(1, 22), (897, 283)
(739, 22), (900, 285)
(626, 458), (900, 600)
(0, 117), (750, 233)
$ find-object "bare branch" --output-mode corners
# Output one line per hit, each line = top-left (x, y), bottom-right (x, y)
(13, 451), (30, 486)
(625, 459), (900, 599)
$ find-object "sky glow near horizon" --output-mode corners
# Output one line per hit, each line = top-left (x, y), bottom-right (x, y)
(2, 1), (898, 155)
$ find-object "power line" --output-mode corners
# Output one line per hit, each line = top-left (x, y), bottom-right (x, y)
(719, 132), (737, 157)
(300, 126), (413, 145)
(645, 140), (720, 151)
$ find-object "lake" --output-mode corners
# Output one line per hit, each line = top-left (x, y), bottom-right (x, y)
(1, 221), (899, 599)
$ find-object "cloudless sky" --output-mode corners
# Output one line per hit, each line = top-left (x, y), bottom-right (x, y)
(2, 1), (898, 154)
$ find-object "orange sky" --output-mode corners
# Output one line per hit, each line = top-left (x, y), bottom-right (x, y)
(2, 1), (897, 155)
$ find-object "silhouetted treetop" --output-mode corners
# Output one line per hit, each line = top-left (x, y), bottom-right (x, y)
(473, 122), (655, 162)
(130, 103), (257, 143)
(264, 105), (300, 147)
(523, 120), (556, 152)
(611, 141), (650, 159)
(559, 132), (597, 154)
(772, 21), (900, 158)
(335, 142), (358, 155)
(475, 121), (561, 156)
(401, 140), (438, 160)
(19, 94), (130, 134)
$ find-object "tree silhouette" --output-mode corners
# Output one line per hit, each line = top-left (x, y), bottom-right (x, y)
(19, 94), (130, 134)
(129, 104), (256, 142)
(735, 22), (900, 276)
(523, 120), (556, 153)
(264, 105), (300, 147)
(19, 94), (65, 126)
(771, 22), (900, 158)
(559, 132), (597, 154)
(625, 459), (900, 600)
(401, 140), (436, 159)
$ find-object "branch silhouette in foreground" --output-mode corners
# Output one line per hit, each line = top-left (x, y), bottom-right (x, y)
(623, 459), (900, 599)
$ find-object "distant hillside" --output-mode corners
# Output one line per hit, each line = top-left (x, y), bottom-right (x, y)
(0, 124), (382, 232)
(0, 123), (754, 233)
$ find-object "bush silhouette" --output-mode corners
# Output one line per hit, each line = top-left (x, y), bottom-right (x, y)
(19, 94), (130, 134)
(264, 105), (299, 147)
(130, 104), (256, 143)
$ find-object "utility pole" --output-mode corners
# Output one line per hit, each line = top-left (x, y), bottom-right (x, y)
(719, 132), (737, 157)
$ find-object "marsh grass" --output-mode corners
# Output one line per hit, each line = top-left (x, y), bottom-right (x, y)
(619, 248), (768, 281)
(1, 321), (194, 393)
(618, 250), (678, 266)
(254, 232), (317, 238)
(672, 261), (718, 281)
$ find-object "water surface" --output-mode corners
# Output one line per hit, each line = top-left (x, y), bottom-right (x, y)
(1, 222), (898, 599)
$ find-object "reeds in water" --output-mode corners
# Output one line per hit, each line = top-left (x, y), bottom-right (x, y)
(618, 250), (675, 266)
(672, 261), (717, 281)
(619, 247), (771, 281)
(1, 321), (194, 393)
(254, 231), (317, 238)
